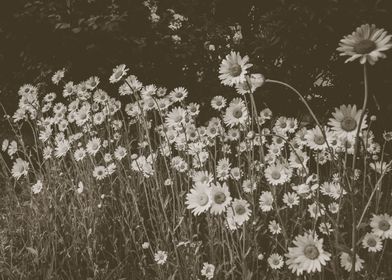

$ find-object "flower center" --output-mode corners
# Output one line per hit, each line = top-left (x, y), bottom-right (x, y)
(303, 244), (320, 260)
(379, 220), (391, 231)
(233, 109), (243, 119)
(272, 259), (280, 265)
(354, 39), (377, 54)
(229, 64), (242, 77)
(214, 191), (226, 204)
(367, 237), (377, 247)
(198, 193), (209, 206)
(235, 205), (246, 215)
(314, 135), (325, 145)
(341, 117), (357, 132)
(271, 170), (281, 180)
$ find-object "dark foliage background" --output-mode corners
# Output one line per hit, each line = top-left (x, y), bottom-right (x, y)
(1, 0), (392, 135)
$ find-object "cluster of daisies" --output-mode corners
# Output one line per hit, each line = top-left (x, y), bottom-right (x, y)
(2, 23), (392, 278)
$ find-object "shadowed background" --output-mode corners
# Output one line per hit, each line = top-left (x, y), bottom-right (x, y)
(1, 0), (392, 136)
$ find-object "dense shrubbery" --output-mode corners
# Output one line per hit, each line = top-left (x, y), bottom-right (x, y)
(1, 23), (392, 279)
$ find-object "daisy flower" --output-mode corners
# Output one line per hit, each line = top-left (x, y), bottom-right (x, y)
(86, 137), (101, 156)
(210, 182), (232, 215)
(74, 148), (86, 161)
(109, 64), (128, 83)
(340, 252), (364, 272)
(201, 262), (215, 279)
(328, 202), (339, 214)
(328, 105), (367, 139)
(283, 192), (300, 208)
(223, 100), (248, 128)
(11, 158), (29, 179)
(219, 51), (252, 86)
(230, 198), (251, 226)
(370, 213), (392, 239)
(154, 250), (168, 265)
(31, 180), (43, 194)
(52, 68), (65, 85)
(93, 166), (107, 180)
(361, 232), (383, 252)
(241, 179), (256, 193)
(216, 158), (231, 181)
(285, 232), (331, 275)
(264, 163), (289, 186)
(305, 126), (332, 151)
(369, 161), (391, 174)
(268, 220), (281, 235)
(165, 107), (187, 129)
(170, 87), (188, 102)
(211, 96), (227, 110)
(319, 222), (333, 235)
(191, 170), (213, 186)
(114, 146), (127, 160)
(259, 191), (274, 212)
(185, 183), (212, 216)
(268, 253), (284, 270)
(337, 24), (392, 65)
(54, 139), (70, 158)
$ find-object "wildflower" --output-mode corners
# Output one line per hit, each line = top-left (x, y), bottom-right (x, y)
(340, 252), (364, 272)
(74, 148), (86, 161)
(264, 163), (289, 186)
(223, 100), (248, 128)
(362, 232), (383, 252)
(305, 126), (331, 151)
(11, 158), (29, 179)
(319, 222), (333, 235)
(268, 220), (281, 235)
(52, 68), (65, 85)
(201, 262), (215, 279)
(210, 182), (232, 215)
(370, 213), (392, 239)
(1, 139), (9, 152)
(165, 107), (187, 129)
(154, 250), (168, 265)
(283, 192), (300, 208)
(268, 253), (284, 270)
(285, 232), (331, 275)
(185, 183), (212, 216)
(76, 181), (84, 194)
(170, 87), (188, 102)
(216, 158), (231, 181)
(114, 146), (127, 160)
(54, 139), (70, 158)
(230, 167), (241, 180)
(370, 161), (391, 174)
(43, 146), (52, 160)
(31, 180), (43, 194)
(93, 166), (107, 180)
(142, 242), (150, 249)
(219, 51), (252, 86)
(383, 131), (392, 142)
(328, 202), (339, 214)
(109, 64), (128, 83)
(337, 24), (392, 65)
(257, 253), (264, 261)
(210, 96), (227, 110)
(86, 137), (101, 156)
(259, 191), (274, 212)
(328, 105), (367, 139)
(7, 141), (17, 156)
(229, 199), (251, 226)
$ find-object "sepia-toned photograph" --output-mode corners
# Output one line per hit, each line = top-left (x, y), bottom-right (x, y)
(0, 0), (392, 279)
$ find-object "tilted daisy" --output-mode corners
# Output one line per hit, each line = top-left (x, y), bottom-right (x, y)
(210, 182), (232, 215)
(361, 232), (383, 252)
(337, 24), (392, 65)
(200, 263), (215, 280)
(165, 107), (187, 129)
(268, 220), (281, 235)
(283, 192), (300, 208)
(185, 183), (212, 216)
(259, 191), (274, 212)
(328, 105), (367, 140)
(109, 64), (128, 83)
(305, 126), (332, 151)
(86, 137), (101, 156)
(370, 213), (392, 239)
(229, 198), (251, 226)
(11, 158), (29, 180)
(219, 51), (252, 86)
(285, 232), (331, 275)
